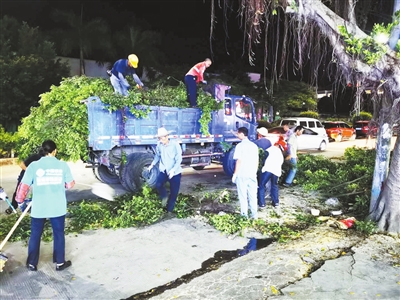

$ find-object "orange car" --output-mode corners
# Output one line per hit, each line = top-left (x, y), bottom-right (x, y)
(322, 121), (356, 142)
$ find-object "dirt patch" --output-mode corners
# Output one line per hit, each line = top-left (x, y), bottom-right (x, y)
(0, 158), (18, 166)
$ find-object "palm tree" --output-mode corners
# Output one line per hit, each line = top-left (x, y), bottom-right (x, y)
(113, 24), (166, 71)
(50, 6), (114, 75)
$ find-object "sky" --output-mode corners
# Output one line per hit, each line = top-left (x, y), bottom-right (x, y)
(0, 0), (396, 76)
(0, 0), (211, 31)
(0, 0), (247, 67)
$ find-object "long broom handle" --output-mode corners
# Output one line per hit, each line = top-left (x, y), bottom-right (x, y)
(0, 201), (32, 252)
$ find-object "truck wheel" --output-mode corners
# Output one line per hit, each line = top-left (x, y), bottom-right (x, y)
(121, 154), (139, 192)
(131, 152), (159, 189)
(97, 165), (120, 184)
(119, 162), (134, 191)
(222, 147), (236, 176)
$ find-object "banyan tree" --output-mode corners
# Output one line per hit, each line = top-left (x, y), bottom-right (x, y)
(211, 0), (400, 232)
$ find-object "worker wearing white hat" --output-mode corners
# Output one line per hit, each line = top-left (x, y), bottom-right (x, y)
(254, 127), (272, 150)
(148, 127), (183, 214)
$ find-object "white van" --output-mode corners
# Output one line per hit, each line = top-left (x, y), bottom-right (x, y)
(279, 117), (327, 136)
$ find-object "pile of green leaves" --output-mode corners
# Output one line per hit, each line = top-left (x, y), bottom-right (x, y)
(18, 76), (112, 161)
(0, 184), (326, 244)
(296, 147), (376, 216)
(17, 76), (221, 161)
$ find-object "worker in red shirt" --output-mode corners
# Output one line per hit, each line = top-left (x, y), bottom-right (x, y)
(184, 58), (212, 107)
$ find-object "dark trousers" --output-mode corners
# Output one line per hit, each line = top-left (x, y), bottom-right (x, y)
(28, 215), (66, 266)
(257, 171), (279, 207)
(184, 75), (197, 107)
(155, 171), (181, 212)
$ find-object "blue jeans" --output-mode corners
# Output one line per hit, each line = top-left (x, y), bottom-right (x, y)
(155, 171), (181, 212)
(110, 74), (129, 96)
(28, 215), (66, 266)
(184, 75), (197, 107)
(285, 157), (297, 185)
(258, 171), (279, 207)
(236, 177), (258, 219)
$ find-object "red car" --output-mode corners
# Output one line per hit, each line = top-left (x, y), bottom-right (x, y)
(353, 121), (378, 138)
(322, 121), (356, 142)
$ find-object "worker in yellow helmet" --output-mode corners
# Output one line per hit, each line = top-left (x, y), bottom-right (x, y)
(109, 54), (144, 96)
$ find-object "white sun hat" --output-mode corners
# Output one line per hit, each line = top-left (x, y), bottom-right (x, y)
(156, 127), (173, 138)
(257, 127), (269, 137)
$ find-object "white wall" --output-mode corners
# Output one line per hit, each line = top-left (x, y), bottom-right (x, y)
(57, 57), (111, 78)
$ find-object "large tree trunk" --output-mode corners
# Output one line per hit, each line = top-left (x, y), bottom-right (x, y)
(369, 135), (400, 233)
(370, 107), (393, 208)
(80, 47), (85, 76)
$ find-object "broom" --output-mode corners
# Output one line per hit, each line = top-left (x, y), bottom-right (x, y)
(0, 201), (32, 272)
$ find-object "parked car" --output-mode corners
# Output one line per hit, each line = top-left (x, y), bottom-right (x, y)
(322, 121), (356, 142)
(264, 126), (328, 151)
(353, 120), (378, 138)
(279, 117), (327, 136)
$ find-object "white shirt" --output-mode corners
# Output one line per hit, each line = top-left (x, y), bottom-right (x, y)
(261, 146), (284, 177)
(233, 138), (258, 178)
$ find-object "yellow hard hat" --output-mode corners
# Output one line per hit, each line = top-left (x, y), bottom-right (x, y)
(128, 54), (139, 68)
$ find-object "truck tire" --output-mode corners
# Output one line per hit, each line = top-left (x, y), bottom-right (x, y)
(131, 152), (159, 189)
(222, 147), (236, 176)
(119, 162), (134, 192)
(121, 154), (139, 192)
(97, 165), (120, 184)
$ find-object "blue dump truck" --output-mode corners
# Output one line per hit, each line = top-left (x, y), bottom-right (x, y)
(85, 94), (258, 192)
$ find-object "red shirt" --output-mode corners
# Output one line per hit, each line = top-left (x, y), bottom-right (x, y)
(186, 62), (207, 83)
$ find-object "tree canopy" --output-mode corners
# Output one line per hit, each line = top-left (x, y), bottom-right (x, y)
(0, 16), (69, 131)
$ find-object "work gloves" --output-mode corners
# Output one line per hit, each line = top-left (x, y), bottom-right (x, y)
(168, 170), (175, 179)
(232, 174), (237, 184)
(202, 80), (207, 84)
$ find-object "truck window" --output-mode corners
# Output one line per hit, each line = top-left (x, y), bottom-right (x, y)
(300, 121), (307, 127)
(308, 121), (316, 128)
(224, 99), (232, 115)
(235, 99), (253, 121)
(316, 121), (323, 128)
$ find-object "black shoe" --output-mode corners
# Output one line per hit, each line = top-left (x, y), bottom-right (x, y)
(27, 264), (37, 271)
(282, 183), (291, 188)
(56, 260), (72, 271)
(162, 212), (176, 220)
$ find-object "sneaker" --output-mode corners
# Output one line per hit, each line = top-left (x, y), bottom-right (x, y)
(27, 264), (37, 271)
(162, 212), (176, 220)
(56, 260), (72, 271)
(258, 205), (266, 211)
(282, 183), (291, 188)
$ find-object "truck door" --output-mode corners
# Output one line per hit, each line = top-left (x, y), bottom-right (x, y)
(232, 96), (258, 140)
